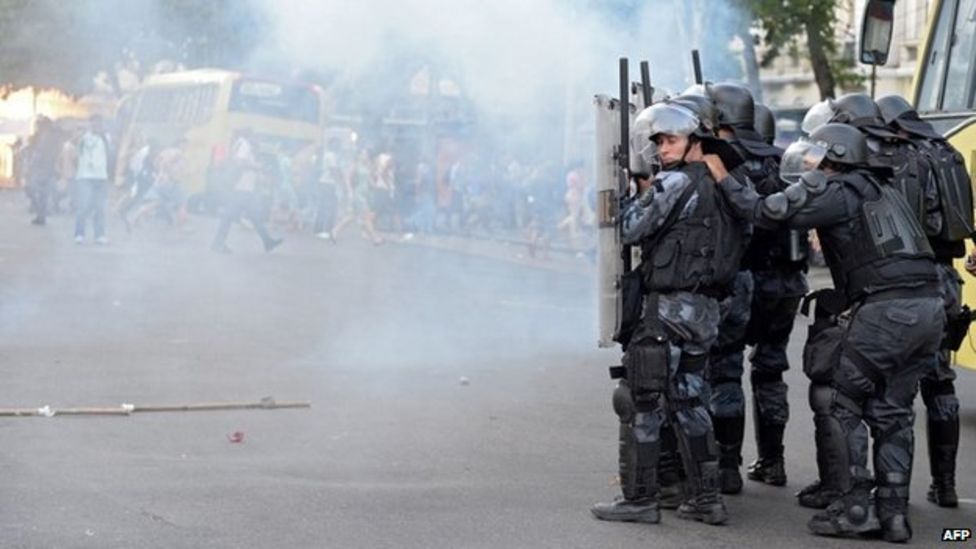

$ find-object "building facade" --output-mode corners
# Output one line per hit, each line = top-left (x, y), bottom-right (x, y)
(760, 0), (932, 109)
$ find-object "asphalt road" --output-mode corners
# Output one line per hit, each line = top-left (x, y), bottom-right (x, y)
(0, 194), (973, 548)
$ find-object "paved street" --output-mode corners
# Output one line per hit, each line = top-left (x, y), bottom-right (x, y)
(0, 193), (973, 548)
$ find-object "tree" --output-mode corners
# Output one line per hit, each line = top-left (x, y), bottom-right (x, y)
(748, 0), (864, 100)
(0, 0), (267, 96)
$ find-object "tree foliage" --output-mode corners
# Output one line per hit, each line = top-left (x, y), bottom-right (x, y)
(0, 0), (266, 96)
(747, 0), (865, 99)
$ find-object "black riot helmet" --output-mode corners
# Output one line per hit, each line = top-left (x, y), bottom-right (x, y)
(754, 104), (776, 144)
(708, 82), (756, 128)
(830, 93), (886, 127)
(875, 95), (915, 126)
(875, 94), (944, 140)
(808, 123), (868, 167)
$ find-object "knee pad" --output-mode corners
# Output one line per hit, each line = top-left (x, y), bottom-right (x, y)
(921, 379), (958, 419)
(808, 383), (834, 416)
(612, 381), (636, 423)
(926, 393), (959, 423)
(708, 379), (745, 418)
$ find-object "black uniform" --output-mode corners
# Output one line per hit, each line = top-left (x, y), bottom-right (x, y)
(876, 95), (971, 509)
(709, 127), (807, 491)
(719, 158), (943, 542)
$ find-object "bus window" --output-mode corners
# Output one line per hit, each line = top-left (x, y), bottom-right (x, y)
(943, 0), (976, 110)
(133, 85), (217, 125)
(918, 0), (956, 111)
(229, 79), (320, 123)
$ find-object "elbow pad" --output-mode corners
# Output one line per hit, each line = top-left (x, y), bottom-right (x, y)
(783, 181), (808, 206)
(800, 170), (827, 195)
(761, 192), (790, 220)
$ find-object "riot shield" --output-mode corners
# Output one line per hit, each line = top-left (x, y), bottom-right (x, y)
(594, 94), (633, 347)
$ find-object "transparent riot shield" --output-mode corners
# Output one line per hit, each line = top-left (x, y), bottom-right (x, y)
(594, 94), (632, 348)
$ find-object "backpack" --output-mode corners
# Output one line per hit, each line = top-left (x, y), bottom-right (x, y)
(876, 139), (928, 228)
(912, 138), (974, 242)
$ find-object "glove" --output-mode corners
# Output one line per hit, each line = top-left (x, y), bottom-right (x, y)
(638, 187), (655, 207)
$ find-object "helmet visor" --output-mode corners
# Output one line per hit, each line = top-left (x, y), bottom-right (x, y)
(801, 100), (835, 135)
(631, 107), (660, 169)
(644, 102), (700, 138)
(780, 140), (827, 184)
(630, 131), (659, 169)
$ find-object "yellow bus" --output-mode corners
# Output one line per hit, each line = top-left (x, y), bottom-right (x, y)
(116, 69), (327, 208)
(863, 0), (976, 369)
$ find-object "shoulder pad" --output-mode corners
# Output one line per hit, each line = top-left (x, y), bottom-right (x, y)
(655, 170), (693, 192)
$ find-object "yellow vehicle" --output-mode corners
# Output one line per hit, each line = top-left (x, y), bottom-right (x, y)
(863, 0), (976, 369)
(116, 69), (327, 207)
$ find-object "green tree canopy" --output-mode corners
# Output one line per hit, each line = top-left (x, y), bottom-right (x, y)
(748, 0), (864, 100)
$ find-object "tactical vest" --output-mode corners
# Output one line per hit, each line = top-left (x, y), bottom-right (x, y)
(819, 171), (937, 302)
(641, 162), (745, 296)
(735, 140), (809, 272)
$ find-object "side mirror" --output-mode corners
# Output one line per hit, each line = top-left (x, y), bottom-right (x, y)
(860, 0), (896, 65)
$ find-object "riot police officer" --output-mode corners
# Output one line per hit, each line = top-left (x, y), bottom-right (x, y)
(706, 83), (807, 492)
(803, 93), (926, 220)
(715, 123), (944, 543)
(591, 100), (745, 526)
(877, 94), (972, 508)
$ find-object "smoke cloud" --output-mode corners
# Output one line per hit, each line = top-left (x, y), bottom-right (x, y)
(258, 0), (754, 158)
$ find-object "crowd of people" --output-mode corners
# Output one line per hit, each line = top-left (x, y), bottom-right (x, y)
(17, 117), (597, 257)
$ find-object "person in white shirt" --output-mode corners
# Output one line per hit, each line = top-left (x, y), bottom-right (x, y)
(74, 116), (112, 244)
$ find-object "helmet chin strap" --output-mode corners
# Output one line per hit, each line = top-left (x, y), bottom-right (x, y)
(675, 137), (695, 167)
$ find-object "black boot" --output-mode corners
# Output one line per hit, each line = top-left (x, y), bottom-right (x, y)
(747, 423), (786, 486)
(877, 481), (912, 543)
(926, 417), (959, 508)
(797, 479), (842, 509)
(677, 461), (728, 525)
(808, 483), (880, 538)
(713, 416), (745, 494)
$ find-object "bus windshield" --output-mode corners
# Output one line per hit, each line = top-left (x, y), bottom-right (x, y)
(133, 84), (218, 126)
(918, 0), (976, 112)
(229, 79), (320, 123)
